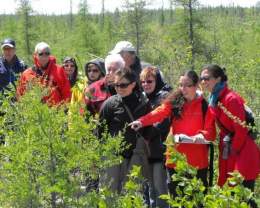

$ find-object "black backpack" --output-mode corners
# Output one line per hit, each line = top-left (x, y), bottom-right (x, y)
(244, 105), (258, 140)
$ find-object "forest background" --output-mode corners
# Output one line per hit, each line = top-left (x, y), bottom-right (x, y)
(0, 0), (259, 206)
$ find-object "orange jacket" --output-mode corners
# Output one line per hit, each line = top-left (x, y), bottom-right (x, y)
(17, 56), (71, 106)
(139, 96), (216, 169)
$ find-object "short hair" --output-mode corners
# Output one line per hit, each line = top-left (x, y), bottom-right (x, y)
(140, 66), (158, 81)
(34, 42), (50, 54)
(105, 54), (125, 74)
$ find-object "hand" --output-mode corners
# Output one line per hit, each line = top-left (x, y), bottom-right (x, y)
(191, 133), (204, 143)
(129, 121), (142, 131)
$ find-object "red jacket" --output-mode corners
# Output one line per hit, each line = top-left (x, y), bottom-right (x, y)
(17, 56), (71, 106)
(84, 78), (112, 115)
(211, 86), (260, 186)
(139, 96), (216, 169)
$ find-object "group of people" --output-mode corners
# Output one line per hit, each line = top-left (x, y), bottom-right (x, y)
(0, 37), (259, 208)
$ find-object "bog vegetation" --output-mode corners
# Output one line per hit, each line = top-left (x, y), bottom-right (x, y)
(0, 0), (259, 207)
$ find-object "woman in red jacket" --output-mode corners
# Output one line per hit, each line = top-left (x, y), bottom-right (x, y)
(130, 70), (216, 197)
(200, 64), (260, 207)
(17, 42), (71, 106)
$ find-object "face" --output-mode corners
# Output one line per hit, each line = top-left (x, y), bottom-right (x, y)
(36, 50), (50, 68)
(105, 62), (120, 85)
(178, 75), (197, 101)
(2, 46), (16, 62)
(120, 51), (135, 67)
(63, 61), (75, 77)
(114, 77), (136, 97)
(87, 64), (101, 82)
(141, 75), (156, 95)
(200, 69), (220, 93)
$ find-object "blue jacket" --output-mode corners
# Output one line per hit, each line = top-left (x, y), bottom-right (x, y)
(0, 56), (27, 94)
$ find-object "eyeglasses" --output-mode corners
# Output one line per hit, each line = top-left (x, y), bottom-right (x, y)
(178, 83), (194, 88)
(88, 69), (99, 73)
(200, 76), (212, 82)
(38, 52), (50, 56)
(114, 82), (131, 89)
(64, 64), (75, 68)
(141, 80), (154, 84)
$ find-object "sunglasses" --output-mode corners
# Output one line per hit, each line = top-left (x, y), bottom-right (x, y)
(88, 69), (99, 73)
(114, 82), (131, 89)
(141, 80), (154, 84)
(64, 64), (75, 68)
(38, 52), (50, 56)
(200, 76), (212, 81)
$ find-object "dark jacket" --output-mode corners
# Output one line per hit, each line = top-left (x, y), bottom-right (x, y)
(99, 91), (157, 158)
(130, 56), (142, 77)
(0, 55), (27, 94)
(146, 70), (172, 162)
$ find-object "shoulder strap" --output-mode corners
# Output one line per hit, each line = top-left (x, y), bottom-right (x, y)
(201, 98), (208, 119)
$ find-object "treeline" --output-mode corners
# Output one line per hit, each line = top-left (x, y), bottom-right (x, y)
(0, 2), (259, 115)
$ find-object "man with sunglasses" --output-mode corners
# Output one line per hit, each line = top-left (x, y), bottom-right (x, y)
(0, 38), (27, 97)
(17, 42), (71, 106)
(84, 54), (125, 115)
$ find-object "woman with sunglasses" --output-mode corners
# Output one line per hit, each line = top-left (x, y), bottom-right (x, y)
(84, 58), (105, 85)
(99, 69), (157, 194)
(140, 66), (172, 208)
(17, 42), (71, 105)
(129, 70), (216, 198)
(200, 64), (260, 208)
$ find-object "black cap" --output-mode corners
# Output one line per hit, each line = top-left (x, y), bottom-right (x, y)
(1, 38), (16, 49)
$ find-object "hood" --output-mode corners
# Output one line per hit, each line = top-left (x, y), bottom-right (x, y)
(33, 54), (56, 69)
(85, 58), (105, 77)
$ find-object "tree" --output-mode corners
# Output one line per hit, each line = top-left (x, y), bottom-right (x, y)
(16, 0), (33, 60)
(173, 0), (200, 69)
(123, 0), (148, 56)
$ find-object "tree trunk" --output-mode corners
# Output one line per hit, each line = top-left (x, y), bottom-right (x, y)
(188, 0), (194, 69)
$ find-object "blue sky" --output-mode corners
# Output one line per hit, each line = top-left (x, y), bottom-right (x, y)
(0, 0), (258, 15)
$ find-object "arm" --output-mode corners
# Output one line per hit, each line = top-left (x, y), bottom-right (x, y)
(139, 102), (172, 126)
(198, 107), (216, 141)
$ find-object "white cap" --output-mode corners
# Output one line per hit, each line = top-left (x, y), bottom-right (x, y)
(34, 42), (51, 54)
(109, 41), (136, 54)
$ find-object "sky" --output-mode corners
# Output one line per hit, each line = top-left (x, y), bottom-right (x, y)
(0, 0), (259, 15)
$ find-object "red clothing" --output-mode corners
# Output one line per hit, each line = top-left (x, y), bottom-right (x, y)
(139, 96), (216, 169)
(17, 56), (71, 106)
(211, 86), (260, 186)
(84, 78), (111, 115)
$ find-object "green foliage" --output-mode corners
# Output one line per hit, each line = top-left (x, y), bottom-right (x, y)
(0, 86), (122, 207)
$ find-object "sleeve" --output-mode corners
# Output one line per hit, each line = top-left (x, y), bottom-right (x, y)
(198, 106), (216, 141)
(59, 68), (71, 102)
(226, 97), (248, 153)
(139, 103), (172, 127)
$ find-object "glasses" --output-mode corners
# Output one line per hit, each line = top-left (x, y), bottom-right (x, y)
(64, 64), (75, 68)
(178, 83), (194, 88)
(200, 76), (212, 82)
(114, 82), (131, 89)
(38, 52), (50, 56)
(88, 69), (99, 73)
(141, 80), (154, 84)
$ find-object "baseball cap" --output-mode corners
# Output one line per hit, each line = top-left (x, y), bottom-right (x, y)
(109, 41), (136, 54)
(1, 38), (16, 49)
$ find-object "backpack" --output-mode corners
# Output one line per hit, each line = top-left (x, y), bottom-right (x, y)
(244, 105), (258, 140)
